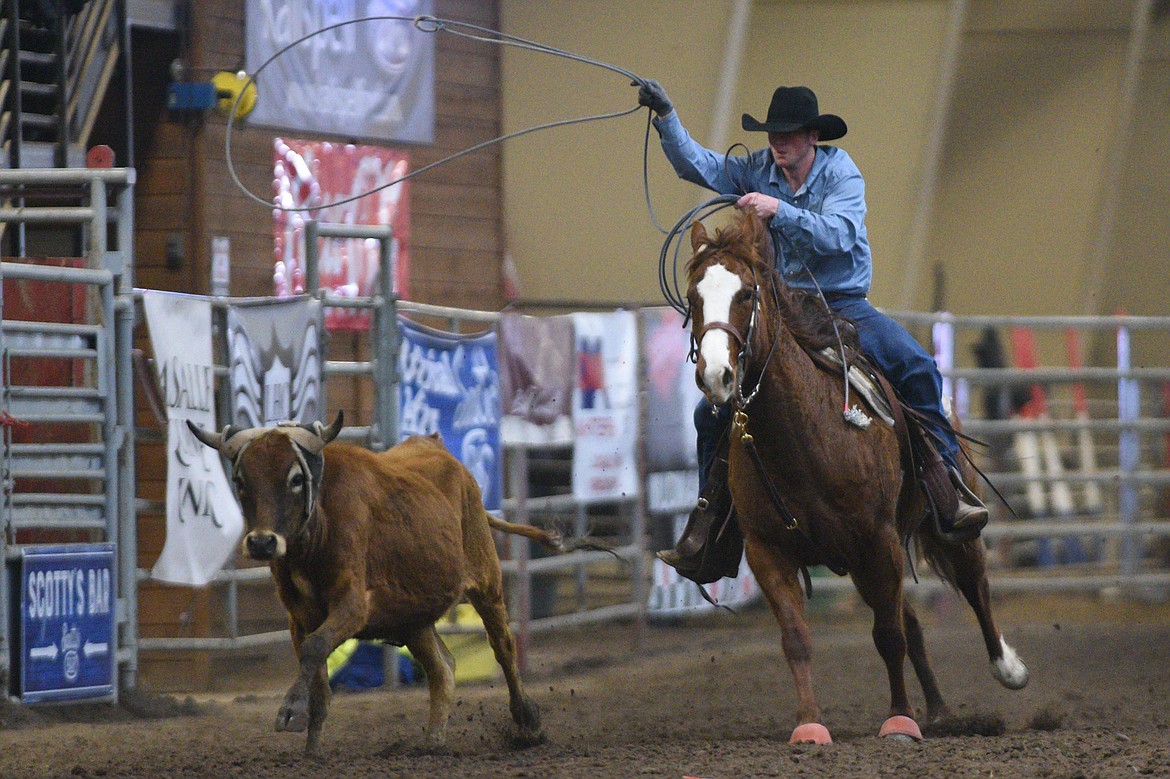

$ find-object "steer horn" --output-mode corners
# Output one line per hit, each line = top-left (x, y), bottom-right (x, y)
(187, 411), (343, 458)
(186, 420), (281, 460)
(276, 410), (344, 455)
(186, 420), (241, 452)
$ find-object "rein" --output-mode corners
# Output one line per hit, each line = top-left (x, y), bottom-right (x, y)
(700, 261), (850, 581)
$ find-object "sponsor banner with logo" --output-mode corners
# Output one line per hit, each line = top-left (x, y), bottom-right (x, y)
(638, 307), (759, 614)
(226, 297), (323, 427)
(498, 312), (574, 446)
(570, 312), (638, 502)
(397, 318), (502, 512)
(647, 550), (760, 616)
(17, 544), (116, 703)
(640, 307), (703, 472)
(245, 0), (435, 144)
(273, 138), (411, 329)
(142, 292), (244, 586)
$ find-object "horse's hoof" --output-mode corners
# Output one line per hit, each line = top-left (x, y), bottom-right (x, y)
(991, 639), (1030, 690)
(879, 715), (923, 742)
(789, 722), (832, 745)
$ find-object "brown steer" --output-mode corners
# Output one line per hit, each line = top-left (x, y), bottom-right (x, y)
(188, 412), (567, 754)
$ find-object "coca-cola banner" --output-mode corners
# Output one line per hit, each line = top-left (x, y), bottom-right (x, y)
(245, 0), (435, 144)
(273, 138), (410, 329)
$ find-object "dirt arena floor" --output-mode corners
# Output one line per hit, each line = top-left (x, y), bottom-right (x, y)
(1, 591), (1168, 778)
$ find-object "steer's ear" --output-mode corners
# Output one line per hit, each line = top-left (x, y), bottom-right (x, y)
(186, 420), (225, 451)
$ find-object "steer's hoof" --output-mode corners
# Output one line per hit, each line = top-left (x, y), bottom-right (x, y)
(275, 702), (309, 733)
(789, 722), (832, 745)
(879, 714), (923, 742)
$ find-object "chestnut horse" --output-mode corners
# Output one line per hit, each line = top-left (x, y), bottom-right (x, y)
(685, 210), (1028, 744)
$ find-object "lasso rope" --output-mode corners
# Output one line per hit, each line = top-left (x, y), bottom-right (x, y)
(225, 13), (667, 232)
(657, 194), (740, 315)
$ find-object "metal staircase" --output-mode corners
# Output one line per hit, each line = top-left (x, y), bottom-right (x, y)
(2, 0), (119, 170)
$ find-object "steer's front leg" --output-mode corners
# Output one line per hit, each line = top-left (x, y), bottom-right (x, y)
(277, 589), (367, 754)
(276, 624), (320, 737)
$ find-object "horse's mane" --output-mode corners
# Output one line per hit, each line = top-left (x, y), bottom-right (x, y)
(686, 213), (861, 355)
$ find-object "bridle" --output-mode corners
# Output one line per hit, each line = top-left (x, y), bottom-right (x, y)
(691, 254), (840, 579)
(692, 260), (780, 410)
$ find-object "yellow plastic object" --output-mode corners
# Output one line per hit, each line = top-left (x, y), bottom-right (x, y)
(327, 637), (360, 679)
(436, 603), (498, 684)
(212, 70), (257, 120)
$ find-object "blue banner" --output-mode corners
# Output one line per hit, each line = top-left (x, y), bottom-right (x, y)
(18, 544), (116, 703)
(397, 318), (502, 512)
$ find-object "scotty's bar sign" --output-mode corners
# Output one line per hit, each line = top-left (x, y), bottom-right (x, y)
(16, 544), (116, 703)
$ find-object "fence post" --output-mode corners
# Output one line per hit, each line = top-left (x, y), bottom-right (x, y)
(375, 230), (398, 450)
(506, 445), (532, 670)
(1116, 324), (1141, 577)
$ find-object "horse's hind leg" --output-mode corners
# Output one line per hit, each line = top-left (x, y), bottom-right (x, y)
(902, 599), (950, 722)
(925, 535), (1029, 690)
(744, 536), (829, 744)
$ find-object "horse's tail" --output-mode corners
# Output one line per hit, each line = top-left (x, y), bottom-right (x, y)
(915, 529), (982, 592)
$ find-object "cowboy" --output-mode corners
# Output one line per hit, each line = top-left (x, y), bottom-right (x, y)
(636, 81), (988, 580)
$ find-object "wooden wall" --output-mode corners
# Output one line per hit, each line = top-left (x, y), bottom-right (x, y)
(131, 0), (505, 690)
(135, 0), (504, 305)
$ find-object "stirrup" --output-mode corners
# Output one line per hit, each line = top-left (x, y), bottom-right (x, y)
(924, 469), (986, 544)
(949, 466), (989, 532)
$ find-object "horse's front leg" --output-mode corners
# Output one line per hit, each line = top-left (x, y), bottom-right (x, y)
(902, 599), (950, 723)
(850, 534), (923, 741)
(744, 534), (830, 745)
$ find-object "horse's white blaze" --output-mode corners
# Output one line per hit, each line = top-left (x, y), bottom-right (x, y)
(696, 263), (742, 403)
(991, 637), (1029, 690)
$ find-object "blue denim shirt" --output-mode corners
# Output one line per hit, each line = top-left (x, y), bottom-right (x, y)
(654, 111), (872, 297)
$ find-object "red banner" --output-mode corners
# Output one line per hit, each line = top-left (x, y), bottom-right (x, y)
(273, 138), (411, 329)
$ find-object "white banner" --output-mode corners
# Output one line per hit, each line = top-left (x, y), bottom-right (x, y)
(647, 546), (760, 616)
(143, 292), (244, 586)
(645, 473), (760, 615)
(571, 312), (638, 501)
(245, 0), (435, 144)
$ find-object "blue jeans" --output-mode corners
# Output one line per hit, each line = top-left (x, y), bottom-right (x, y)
(694, 401), (732, 491)
(693, 295), (960, 486)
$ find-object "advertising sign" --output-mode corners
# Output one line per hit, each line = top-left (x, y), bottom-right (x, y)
(397, 318), (502, 512)
(245, 0), (435, 144)
(273, 138), (411, 329)
(142, 291), (245, 586)
(226, 298), (323, 428)
(17, 544), (116, 703)
(570, 312), (639, 501)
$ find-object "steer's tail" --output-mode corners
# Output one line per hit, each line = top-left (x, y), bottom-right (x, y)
(486, 515), (617, 556)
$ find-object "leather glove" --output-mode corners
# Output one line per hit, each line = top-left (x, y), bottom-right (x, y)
(635, 79), (673, 117)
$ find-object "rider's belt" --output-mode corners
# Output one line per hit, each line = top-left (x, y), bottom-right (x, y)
(822, 291), (867, 303)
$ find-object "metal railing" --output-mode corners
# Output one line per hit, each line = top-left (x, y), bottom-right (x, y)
(137, 221), (648, 665)
(0, 166), (137, 697)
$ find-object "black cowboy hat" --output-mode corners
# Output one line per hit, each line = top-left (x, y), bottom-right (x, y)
(741, 86), (847, 141)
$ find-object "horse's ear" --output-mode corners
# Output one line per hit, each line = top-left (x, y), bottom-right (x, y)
(689, 220), (709, 252)
(748, 213), (774, 261)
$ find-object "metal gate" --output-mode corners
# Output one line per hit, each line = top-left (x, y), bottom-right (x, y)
(0, 167), (137, 702)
